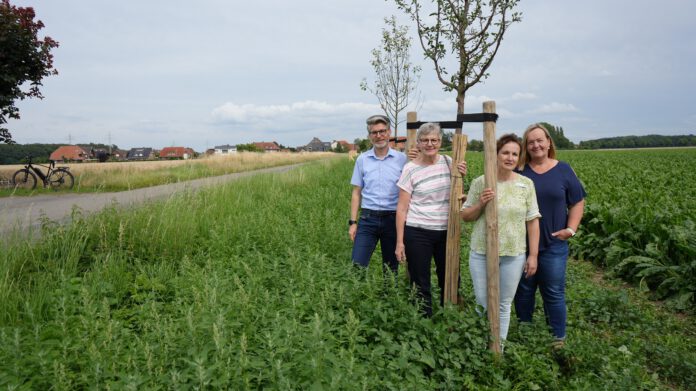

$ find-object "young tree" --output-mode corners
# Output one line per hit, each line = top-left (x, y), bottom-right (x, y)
(395, 1), (520, 330)
(394, 0), (521, 120)
(361, 16), (421, 140)
(0, 0), (59, 144)
(354, 137), (372, 152)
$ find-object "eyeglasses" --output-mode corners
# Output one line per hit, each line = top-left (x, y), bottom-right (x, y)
(418, 138), (441, 145)
(369, 129), (388, 136)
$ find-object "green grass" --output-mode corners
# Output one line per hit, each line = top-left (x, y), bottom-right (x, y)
(1, 158), (694, 389)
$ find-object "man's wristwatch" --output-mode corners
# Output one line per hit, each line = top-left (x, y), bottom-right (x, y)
(566, 227), (576, 237)
(349, 219), (357, 226)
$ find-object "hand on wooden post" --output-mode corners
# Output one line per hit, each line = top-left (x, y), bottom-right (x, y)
(478, 188), (495, 207)
(456, 161), (467, 176)
(407, 147), (419, 160)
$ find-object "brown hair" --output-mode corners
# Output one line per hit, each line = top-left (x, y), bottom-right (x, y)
(519, 123), (557, 168)
(496, 133), (521, 153)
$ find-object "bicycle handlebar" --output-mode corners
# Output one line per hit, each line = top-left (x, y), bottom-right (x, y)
(24, 155), (54, 166)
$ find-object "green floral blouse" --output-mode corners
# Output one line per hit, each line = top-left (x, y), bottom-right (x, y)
(462, 174), (541, 256)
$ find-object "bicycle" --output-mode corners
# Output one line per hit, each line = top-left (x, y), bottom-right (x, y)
(12, 155), (75, 190)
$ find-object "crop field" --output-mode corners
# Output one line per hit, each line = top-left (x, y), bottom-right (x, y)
(1, 151), (695, 389)
(0, 152), (336, 195)
(564, 149), (696, 310)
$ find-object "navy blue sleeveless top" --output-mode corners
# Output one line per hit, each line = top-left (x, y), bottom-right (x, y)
(519, 161), (586, 251)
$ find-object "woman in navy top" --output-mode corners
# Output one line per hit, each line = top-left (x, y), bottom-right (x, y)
(514, 123), (586, 348)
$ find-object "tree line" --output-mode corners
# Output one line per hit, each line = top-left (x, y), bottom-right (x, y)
(0, 143), (61, 164)
(577, 134), (696, 149)
(0, 143), (117, 164)
(354, 122), (695, 153)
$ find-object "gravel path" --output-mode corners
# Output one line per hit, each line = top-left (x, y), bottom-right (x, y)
(0, 164), (303, 238)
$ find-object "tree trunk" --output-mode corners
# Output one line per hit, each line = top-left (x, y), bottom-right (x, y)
(443, 91), (467, 305)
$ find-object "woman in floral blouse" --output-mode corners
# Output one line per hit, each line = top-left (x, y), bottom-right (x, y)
(460, 134), (541, 342)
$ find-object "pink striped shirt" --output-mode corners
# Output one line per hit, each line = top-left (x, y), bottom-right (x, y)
(397, 155), (451, 231)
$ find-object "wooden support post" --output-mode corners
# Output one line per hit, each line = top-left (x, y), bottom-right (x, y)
(482, 101), (501, 354)
(406, 112), (417, 154)
(444, 134), (467, 304)
(402, 111), (418, 281)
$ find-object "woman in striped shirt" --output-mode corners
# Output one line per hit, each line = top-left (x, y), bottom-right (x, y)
(395, 122), (466, 317)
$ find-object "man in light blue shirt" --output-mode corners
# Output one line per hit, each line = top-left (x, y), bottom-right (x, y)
(349, 114), (407, 274)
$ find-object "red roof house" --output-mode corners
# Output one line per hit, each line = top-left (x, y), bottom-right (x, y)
(159, 147), (195, 159)
(389, 136), (407, 151)
(332, 140), (357, 151)
(49, 146), (90, 162)
(253, 141), (281, 152)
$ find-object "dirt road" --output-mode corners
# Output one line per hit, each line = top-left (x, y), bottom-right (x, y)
(0, 164), (302, 238)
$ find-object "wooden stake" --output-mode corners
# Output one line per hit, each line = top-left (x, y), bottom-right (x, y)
(444, 134), (467, 304)
(482, 101), (501, 354)
(403, 112), (418, 281)
(406, 112), (417, 154)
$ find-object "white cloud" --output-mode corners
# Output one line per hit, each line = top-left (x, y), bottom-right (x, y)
(509, 92), (538, 101)
(527, 102), (580, 115)
(211, 101), (379, 124)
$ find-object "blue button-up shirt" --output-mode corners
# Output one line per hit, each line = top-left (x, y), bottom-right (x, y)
(350, 147), (407, 211)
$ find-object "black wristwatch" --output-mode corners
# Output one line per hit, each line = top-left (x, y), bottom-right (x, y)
(348, 219), (357, 226)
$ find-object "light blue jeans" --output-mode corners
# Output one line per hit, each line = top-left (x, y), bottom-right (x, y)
(469, 251), (526, 341)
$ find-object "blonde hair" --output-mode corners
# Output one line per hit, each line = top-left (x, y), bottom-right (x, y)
(520, 123), (556, 168)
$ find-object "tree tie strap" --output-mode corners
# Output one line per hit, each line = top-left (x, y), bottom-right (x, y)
(407, 113), (498, 129)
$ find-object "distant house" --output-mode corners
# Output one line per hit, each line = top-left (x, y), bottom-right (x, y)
(159, 146), (195, 160)
(389, 136), (407, 151)
(252, 141), (281, 153)
(126, 147), (154, 161)
(111, 149), (128, 161)
(303, 137), (331, 152)
(214, 144), (237, 155)
(331, 140), (356, 151)
(49, 145), (90, 162)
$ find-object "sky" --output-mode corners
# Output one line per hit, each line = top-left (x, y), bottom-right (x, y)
(7, 0), (696, 151)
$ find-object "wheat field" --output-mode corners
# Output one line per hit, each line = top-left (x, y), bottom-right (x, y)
(0, 152), (338, 192)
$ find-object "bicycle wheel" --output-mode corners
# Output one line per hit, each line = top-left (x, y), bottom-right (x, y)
(12, 169), (38, 190)
(48, 169), (75, 190)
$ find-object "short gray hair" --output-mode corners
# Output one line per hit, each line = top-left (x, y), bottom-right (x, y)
(416, 122), (442, 140)
(366, 114), (390, 132)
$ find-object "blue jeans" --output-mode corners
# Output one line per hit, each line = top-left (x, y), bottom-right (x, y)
(351, 210), (399, 274)
(514, 242), (569, 339)
(469, 251), (526, 341)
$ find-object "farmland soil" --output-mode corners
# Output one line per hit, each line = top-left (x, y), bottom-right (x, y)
(0, 164), (303, 238)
